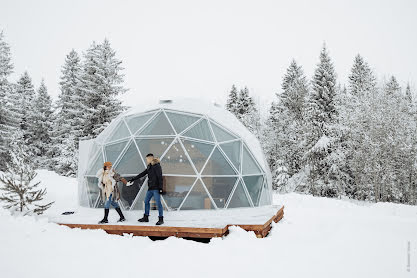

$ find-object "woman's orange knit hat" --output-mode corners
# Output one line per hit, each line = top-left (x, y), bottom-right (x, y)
(103, 161), (112, 167)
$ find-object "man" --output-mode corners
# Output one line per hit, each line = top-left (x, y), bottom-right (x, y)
(127, 153), (164, 225)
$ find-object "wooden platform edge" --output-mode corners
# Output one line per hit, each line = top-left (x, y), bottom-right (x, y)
(57, 205), (284, 239)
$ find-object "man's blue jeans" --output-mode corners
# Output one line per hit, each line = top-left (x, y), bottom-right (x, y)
(104, 194), (119, 209)
(144, 190), (163, 217)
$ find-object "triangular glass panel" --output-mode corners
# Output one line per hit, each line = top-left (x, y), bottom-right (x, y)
(165, 111), (200, 134)
(202, 147), (236, 175)
(161, 140), (196, 175)
(125, 113), (154, 135)
(179, 179), (215, 210)
(243, 175), (263, 206)
(181, 139), (214, 173)
(210, 121), (237, 142)
(242, 145), (262, 175)
(183, 119), (214, 141)
(135, 138), (173, 165)
(227, 179), (251, 208)
(220, 140), (241, 172)
(139, 112), (175, 136)
(106, 121), (131, 143)
(162, 176), (196, 210)
(115, 141), (145, 175)
(86, 152), (104, 175)
(104, 140), (128, 165)
(131, 180), (149, 210)
(258, 182), (269, 206)
(202, 177), (237, 208)
(85, 176), (100, 206)
(117, 174), (144, 209)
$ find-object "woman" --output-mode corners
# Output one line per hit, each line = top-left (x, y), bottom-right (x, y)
(96, 161), (126, 224)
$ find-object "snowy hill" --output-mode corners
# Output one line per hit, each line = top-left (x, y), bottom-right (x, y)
(1, 170), (416, 278)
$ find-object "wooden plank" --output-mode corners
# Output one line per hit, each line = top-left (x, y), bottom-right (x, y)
(58, 205), (285, 239)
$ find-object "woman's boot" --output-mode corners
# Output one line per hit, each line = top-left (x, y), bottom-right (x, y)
(99, 209), (109, 224)
(138, 214), (149, 222)
(115, 207), (126, 222)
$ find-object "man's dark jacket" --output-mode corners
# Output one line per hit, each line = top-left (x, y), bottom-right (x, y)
(130, 157), (163, 191)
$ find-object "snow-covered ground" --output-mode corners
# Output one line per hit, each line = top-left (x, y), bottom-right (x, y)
(1, 170), (416, 278)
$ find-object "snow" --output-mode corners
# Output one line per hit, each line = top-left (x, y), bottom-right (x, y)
(1, 170), (416, 278)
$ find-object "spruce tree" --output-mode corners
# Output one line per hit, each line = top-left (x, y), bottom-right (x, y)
(79, 39), (126, 139)
(226, 84), (239, 116)
(0, 31), (15, 166)
(348, 54), (376, 96)
(0, 131), (54, 215)
(29, 80), (53, 167)
(384, 76), (401, 95)
(303, 44), (339, 197)
(13, 72), (36, 151)
(281, 59), (308, 121)
(405, 82), (413, 103)
(51, 49), (84, 175)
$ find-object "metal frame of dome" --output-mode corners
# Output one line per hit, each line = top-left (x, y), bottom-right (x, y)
(79, 107), (272, 211)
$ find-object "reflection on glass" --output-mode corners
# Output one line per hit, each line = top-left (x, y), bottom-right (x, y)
(165, 111), (200, 133)
(183, 119), (214, 141)
(202, 147), (236, 175)
(161, 140), (195, 175)
(220, 140), (241, 172)
(139, 112), (175, 135)
(163, 176), (196, 210)
(228, 180), (251, 208)
(242, 145), (262, 175)
(126, 113), (154, 134)
(180, 179), (214, 210)
(181, 139), (214, 173)
(202, 176), (237, 208)
(135, 138), (173, 164)
(115, 141), (145, 175)
(210, 121), (237, 142)
(106, 121), (131, 143)
(243, 175), (263, 206)
(105, 140), (128, 165)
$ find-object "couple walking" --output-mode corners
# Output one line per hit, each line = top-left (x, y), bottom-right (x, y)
(96, 153), (165, 225)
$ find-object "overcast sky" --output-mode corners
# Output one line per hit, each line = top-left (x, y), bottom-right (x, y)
(1, 0), (416, 112)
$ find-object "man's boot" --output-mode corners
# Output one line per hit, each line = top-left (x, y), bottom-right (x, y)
(115, 207), (126, 222)
(99, 209), (109, 224)
(156, 216), (164, 225)
(138, 214), (149, 222)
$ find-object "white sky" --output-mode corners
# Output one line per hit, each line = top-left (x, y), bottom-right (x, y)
(1, 0), (416, 112)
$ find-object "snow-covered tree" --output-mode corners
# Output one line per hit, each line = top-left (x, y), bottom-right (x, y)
(348, 54), (376, 97)
(79, 39), (127, 139)
(28, 80), (53, 167)
(0, 131), (54, 215)
(0, 31), (15, 166)
(12, 72), (36, 155)
(226, 84), (239, 115)
(302, 44), (340, 197)
(384, 75), (401, 95)
(281, 59), (308, 121)
(405, 82), (413, 103)
(51, 50), (85, 175)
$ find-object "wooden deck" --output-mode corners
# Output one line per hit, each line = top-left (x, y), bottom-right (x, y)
(58, 206), (284, 239)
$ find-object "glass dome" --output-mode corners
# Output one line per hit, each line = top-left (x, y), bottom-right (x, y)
(78, 101), (272, 211)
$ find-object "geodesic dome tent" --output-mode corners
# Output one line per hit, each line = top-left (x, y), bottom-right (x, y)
(77, 98), (272, 211)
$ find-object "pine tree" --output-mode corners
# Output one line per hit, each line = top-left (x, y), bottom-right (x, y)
(79, 39), (126, 139)
(234, 86), (261, 137)
(384, 76), (401, 95)
(226, 84), (239, 116)
(13, 72), (36, 155)
(29, 80), (53, 167)
(281, 59), (308, 121)
(348, 54), (376, 96)
(0, 31), (15, 166)
(303, 44), (339, 197)
(0, 131), (54, 215)
(405, 82), (413, 103)
(51, 49), (84, 175)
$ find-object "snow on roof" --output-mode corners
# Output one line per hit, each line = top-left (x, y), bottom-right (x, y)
(105, 97), (268, 171)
